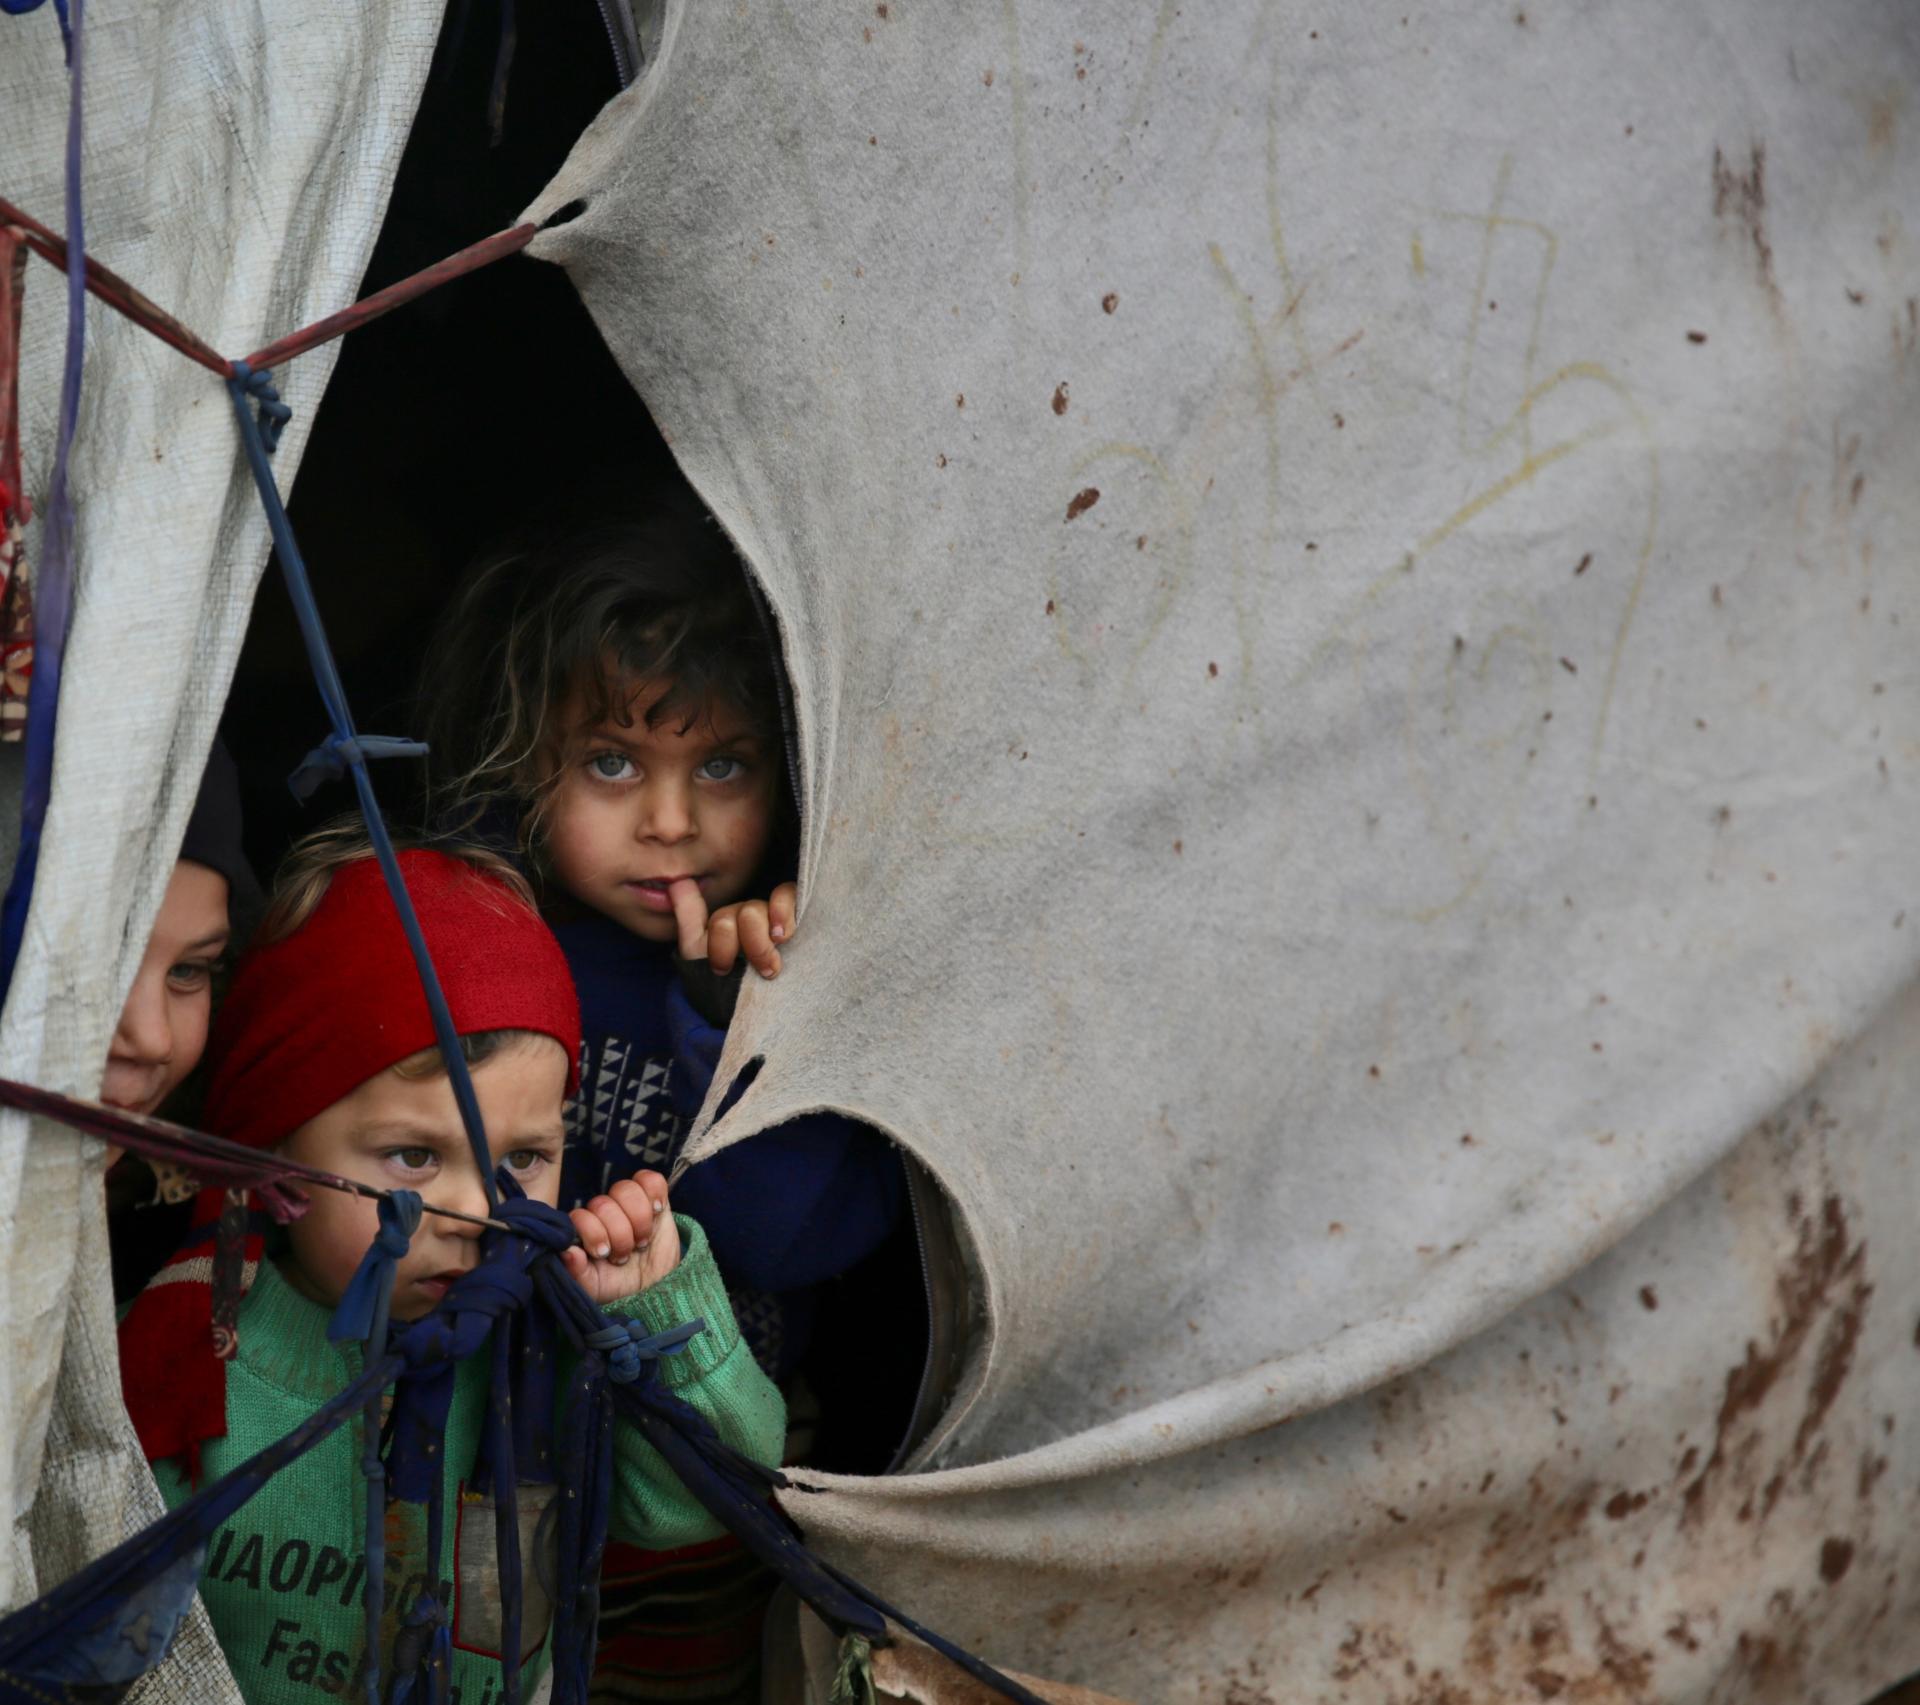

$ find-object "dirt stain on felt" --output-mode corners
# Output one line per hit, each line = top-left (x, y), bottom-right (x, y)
(1681, 1191), (1870, 1525)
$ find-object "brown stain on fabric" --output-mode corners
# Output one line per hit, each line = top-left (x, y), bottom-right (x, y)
(1064, 487), (1100, 521)
(1051, 381), (1070, 415)
(1818, 1536), (1856, 1583)
(1681, 1191), (1869, 1524)
(1711, 143), (1781, 308)
(1725, 1589), (1815, 1698)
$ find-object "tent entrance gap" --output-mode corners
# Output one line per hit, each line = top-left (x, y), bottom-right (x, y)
(210, 0), (950, 1477)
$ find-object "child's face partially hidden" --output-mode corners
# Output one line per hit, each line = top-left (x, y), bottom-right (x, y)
(101, 860), (230, 1119)
(543, 677), (778, 946)
(277, 1036), (569, 1321)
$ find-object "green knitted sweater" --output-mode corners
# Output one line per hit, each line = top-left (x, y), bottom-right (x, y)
(151, 1217), (786, 1705)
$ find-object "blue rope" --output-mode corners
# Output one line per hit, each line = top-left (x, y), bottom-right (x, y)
(583, 1316), (703, 1385)
(324, 1190), (421, 1705)
(287, 732), (430, 802)
(327, 1188), (423, 1344)
(0, 0), (72, 59)
(0, 0), (82, 995)
(233, 361), (289, 451)
(222, 360), (500, 1210)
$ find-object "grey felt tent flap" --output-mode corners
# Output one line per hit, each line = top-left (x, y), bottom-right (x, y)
(523, 2), (1920, 1696)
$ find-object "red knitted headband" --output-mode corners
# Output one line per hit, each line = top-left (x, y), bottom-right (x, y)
(204, 848), (580, 1151)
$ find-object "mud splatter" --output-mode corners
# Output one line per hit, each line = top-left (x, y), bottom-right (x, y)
(1681, 1193), (1868, 1523)
(1711, 143), (1780, 306)
(1819, 1537), (1856, 1583)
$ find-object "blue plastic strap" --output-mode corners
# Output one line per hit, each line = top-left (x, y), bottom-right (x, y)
(222, 369), (501, 1210)
(288, 732), (430, 802)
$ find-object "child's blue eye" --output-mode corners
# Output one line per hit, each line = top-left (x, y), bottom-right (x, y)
(698, 756), (744, 782)
(587, 751), (636, 782)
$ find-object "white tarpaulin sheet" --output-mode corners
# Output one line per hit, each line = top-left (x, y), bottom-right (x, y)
(1, 1), (1917, 1701)
(0, 4), (437, 1698)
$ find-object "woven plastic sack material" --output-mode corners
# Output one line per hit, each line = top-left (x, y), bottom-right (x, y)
(525, 2), (1920, 1698)
(0, 3), (440, 1697)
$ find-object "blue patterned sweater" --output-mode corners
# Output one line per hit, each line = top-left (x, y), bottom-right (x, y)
(551, 912), (906, 1379)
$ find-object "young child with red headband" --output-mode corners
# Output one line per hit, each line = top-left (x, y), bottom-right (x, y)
(117, 835), (785, 1705)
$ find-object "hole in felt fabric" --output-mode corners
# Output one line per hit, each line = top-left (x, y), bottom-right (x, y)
(541, 198), (588, 229)
(712, 1057), (763, 1122)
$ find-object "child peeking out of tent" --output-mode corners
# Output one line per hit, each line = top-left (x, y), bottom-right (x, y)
(421, 510), (906, 1385)
(102, 738), (261, 1300)
(115, 836), (786, 1705)
(100, 740), (254, 1132)
(421, 507), (905, 1696)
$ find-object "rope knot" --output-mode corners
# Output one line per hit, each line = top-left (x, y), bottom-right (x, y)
(326, 1189), (422, 1344)
(286, 730), (430, 801)
(494, 1193), (576, 1253)
(387, 1590), (452, 1705)
(583, 1316), (704, 1385)
(228, 359), (291, 453)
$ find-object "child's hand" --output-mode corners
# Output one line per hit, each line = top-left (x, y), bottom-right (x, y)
(669, 877), (796, 980)
(561, 1169), (682, 1304)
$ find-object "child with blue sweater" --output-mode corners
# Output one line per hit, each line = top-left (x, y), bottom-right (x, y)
(423, 510), (905, 1382)
(421, 509), (903, 1698)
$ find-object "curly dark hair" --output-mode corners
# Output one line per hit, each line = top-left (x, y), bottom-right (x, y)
(418, 504), (787, 860)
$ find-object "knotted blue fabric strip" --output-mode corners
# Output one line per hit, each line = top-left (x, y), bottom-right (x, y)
(386, 1590), (451, 1705)
(287, 732), (431, 803)
(583, 1316), (704, 1385)
(227, 359), (290, 452)
(327, 1188), (423, 1344)
(320, 1188), (422, 1705)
